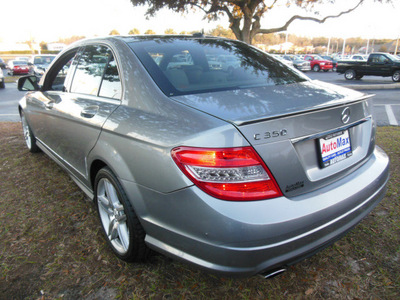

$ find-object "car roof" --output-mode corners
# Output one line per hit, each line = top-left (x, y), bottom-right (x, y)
(70, 34), (233, 47)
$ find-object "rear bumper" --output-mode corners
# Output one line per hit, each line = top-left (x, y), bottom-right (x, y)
(122, 146), (389, 276)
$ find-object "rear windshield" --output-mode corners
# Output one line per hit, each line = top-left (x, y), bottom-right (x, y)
(13, 61), (28, 66)
(128, 38), (307, 96)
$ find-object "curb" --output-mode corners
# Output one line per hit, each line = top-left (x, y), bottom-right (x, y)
(343, 83), (400, 90)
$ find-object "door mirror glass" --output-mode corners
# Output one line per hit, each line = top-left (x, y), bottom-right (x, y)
(18, 75), (40, 91)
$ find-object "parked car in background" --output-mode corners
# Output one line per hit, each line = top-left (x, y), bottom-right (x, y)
(271, 54), (294, 67)
(0, 68), (5, 88)
(305, 55), (334, 72)
(7, 60), (30, 75)
(337, 52), (400, 81)
(350, 54), (368, 61)
(17, 35), (389, 277)
(0, 57), (6, 69)
(283, 55), (311, 72)
(28, 55), (57, 76)
(321, 55), (338, 72)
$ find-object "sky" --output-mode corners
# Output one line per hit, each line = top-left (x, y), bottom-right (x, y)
(1, 0), (399, 44)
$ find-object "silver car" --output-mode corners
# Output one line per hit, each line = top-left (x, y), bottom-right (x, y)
(18, 35), (389, 277)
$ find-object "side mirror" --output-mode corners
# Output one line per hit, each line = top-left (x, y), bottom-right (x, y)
(18, 75), (40, 91)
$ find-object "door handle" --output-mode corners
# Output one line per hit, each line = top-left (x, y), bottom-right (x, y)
(81, 106), (99, 118)
(44, 101), (54, 109)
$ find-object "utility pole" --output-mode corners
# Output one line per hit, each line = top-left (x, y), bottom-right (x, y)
(342, 38), (346, 59)
(326, 37), (331, 56)
(285, 31), (288, 55)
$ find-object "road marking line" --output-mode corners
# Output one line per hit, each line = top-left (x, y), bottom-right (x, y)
(385, 105), (399, 126)
(0, 114), (19, 116)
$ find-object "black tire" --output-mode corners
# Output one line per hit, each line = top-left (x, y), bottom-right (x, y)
(392, 70), (400, 82)
(0, 81), (4, 89)
(313, 64), (320, 72)
(94, 167), (149, 262)
(355, 75), (364, 80)
(20, 111), (40, 153)
(344, 69), (356, 80)
(323, 69), (329, 72)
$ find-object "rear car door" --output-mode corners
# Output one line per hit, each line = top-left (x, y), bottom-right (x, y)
(39, 44), (122, 182)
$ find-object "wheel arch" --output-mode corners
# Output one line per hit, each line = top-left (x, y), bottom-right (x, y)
(90, 159), (108, 191)
(393, 69), (400, 75)
(87, 140), (138, 192)
(392, 69), (400, 82)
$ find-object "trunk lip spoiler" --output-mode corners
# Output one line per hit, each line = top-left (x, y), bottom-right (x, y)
(235, 94), (374, 127)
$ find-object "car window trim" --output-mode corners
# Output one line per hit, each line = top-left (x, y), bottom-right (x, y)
(41, 47), (82, 92)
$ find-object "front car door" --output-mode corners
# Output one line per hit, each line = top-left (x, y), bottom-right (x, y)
(366, 54), (391, 76)
(35, 44), (122, 183)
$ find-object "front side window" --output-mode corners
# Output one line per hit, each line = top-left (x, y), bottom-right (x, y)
(42, 49), (79, 92)
(70, 45), (122, 99)
(129, 38), (307, 96)
(51, 57), (74, 91)
(70, 45), (109, 96)
(378, 55), (389, 64)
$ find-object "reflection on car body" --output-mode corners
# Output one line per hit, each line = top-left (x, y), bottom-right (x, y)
(18, 35), (389, 277)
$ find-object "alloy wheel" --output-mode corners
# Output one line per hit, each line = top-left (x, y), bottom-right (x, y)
(21, 114), (32, 149)
(97, 178), (130, 255)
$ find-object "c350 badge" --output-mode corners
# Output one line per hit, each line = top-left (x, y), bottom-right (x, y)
(254, 129), (287, 141)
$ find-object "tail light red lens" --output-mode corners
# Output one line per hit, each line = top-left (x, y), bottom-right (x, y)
(171, 146), (282, 201)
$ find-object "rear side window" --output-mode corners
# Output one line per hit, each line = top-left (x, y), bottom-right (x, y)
(70, 45), (121, 99)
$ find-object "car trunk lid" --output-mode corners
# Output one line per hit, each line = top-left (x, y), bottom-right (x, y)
(170, 80), (368, 126)
(171, 80), (375, 197)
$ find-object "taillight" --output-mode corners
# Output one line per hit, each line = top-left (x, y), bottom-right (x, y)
(171, 146), (282, 201)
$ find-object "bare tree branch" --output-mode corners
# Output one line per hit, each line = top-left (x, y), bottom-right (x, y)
(129, 0), (386, 44)
(257, 0), (365, 35)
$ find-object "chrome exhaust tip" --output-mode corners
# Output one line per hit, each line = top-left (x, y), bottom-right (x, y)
(261, 268), (287, 279)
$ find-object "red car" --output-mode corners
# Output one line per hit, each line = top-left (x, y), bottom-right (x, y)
(304, 55), (333, 72)
(7, 60), (30, 75)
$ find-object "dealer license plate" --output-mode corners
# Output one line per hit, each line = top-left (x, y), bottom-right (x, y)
(318, 130), (352, 168)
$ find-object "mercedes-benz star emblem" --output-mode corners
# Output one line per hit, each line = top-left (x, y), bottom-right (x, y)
(341, 107), (351, 124)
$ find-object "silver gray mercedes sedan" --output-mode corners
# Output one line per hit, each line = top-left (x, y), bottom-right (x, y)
(17, 35), (389, 277)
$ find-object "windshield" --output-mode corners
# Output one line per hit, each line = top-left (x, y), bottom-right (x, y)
(129, 38), (307, 96)
(386, 53), (400, 61)
(33, 56), (56, 65)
